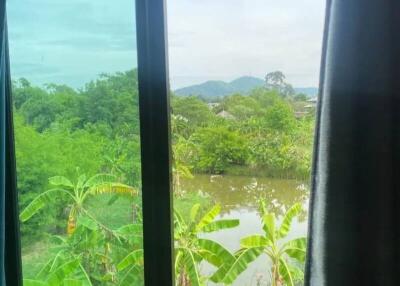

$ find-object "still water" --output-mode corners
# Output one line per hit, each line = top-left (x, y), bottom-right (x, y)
(181, 174), (310, 286)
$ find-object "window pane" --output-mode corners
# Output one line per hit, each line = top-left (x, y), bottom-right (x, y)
(8, 1), (144, 284)
(168, 0), (324, 285)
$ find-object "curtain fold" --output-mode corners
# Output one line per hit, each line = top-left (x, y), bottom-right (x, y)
(305, 1), (400, 285)
(1, 2), (22, 285)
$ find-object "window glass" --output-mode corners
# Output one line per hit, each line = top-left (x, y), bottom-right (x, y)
(8, 1), (144, 284)
(168, 0), (324, 285)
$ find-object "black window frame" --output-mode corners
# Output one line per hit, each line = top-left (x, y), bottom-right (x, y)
(2, 0), (175, 285)
(2, 4), (23, 285)
(136, 0), (174, 285)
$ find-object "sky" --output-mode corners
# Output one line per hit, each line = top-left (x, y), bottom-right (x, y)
(7, 0), (326, 89)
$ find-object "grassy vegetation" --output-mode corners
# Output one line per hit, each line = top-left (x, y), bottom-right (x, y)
(21, 193), (211, 279)
(22, 239), (54, 279)
(14, 69), (313, 285)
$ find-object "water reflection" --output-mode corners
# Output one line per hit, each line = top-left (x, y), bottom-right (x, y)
(181, 174), (309, 221)
(181, 175), (309, 285)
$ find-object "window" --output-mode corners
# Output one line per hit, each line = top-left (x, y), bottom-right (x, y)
(5, 0), (325, 285)
(8, 0), (145, 284)
(168, 0), (324, 285)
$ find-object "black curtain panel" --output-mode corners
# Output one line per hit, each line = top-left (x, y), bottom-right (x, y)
(305, 1), (400, 285)
(0, 2), (22, 285)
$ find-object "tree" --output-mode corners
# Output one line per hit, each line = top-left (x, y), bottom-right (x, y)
(218, 94), (262, 121)
(171, 96), (216, 136)
(265, 71), (295, 98)
(249, 88), (280, 109)
(174, 204), (239, 286)
(265, 71), (286, 88)
(294, 93), (307, 101)
(216, 202), (307, 286)
(263, 100), (296, 133)
(14, 115), (111, 238)
(191, 126), (249, 173)
(20, 174), (137, 235)
(79, 70), (140, 136)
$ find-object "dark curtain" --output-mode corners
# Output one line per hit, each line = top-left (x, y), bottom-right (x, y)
(305, 1), (400, 285)
(0, 2), (22, 285)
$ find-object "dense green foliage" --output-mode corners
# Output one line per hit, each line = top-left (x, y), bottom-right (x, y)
(14, 69), (313, 285)
(172, 88), (315, 178)
(13, 71), (141, 241)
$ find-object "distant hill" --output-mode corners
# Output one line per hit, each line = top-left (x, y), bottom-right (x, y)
(174, 76), (318, 100)
(174, 76), (264, 100)
(294, 87), (319, 97)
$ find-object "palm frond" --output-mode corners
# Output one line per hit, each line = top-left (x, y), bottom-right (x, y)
(49, 176), (74, 188)
(84, 174), (116, 189)
(277, 203), (302, 239)
(195, 204), (221, 232)
(201, 219), (239, 233)
(20, 188), (72, 222)
(90, 183), (137, 196)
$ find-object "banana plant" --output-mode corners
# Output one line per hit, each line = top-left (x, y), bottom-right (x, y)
(117, 248), (144, 285)
(20, 173), (137, 235)
(23, 258), (89, 286)
(23, 217), (107, 286)
(174, 204), (239, 286)
(216, 202), (306, 286)
(24, 217), (144, 286)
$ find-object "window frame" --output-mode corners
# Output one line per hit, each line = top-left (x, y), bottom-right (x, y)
(135, 0), (175, 285)
(3, 0), (175, 284)
(2, 5), (23, 285)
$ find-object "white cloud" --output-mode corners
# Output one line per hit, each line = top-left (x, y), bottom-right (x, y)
(167, 0), (326, 88)
(7, 0), (325, 89)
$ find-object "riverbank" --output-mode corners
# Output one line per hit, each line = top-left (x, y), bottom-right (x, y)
(222, 165), (310, 180)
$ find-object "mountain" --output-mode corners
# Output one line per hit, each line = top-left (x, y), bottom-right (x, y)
(294, 87), (318, 97)
(229, 76), (265, 93)
(174, 76), (264, 100)
(174, 76), (318, 100)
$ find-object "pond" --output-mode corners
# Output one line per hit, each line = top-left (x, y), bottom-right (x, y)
(181, 174), (310, 286)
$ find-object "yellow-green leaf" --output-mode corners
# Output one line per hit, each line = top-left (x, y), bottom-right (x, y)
(198, 239), (235, 267)
(283, 237), (307, 262)
(84, 174), (116, 188)
(90, 183), (136, 196)
(46, 259), (80, 286)
(118, 250), (144, 271)
(20, 188), (66, 222)
(262, 213), (276, 242)
(278, 203), (302, 238)
(214, 247), (263, 284)
(49, 176), (74, 188)
(190, 203), (201, 223)
(195, 205), (221, 232)
(240, 234), (269, 248)
(201, 219), (239, 233)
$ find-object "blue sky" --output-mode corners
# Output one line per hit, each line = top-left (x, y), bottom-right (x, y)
(7, 0), (325, 89)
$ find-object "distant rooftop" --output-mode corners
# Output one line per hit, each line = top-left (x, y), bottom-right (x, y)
(217, 110), (235, 119)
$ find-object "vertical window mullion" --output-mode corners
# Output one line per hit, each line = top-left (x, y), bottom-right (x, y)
(135, 0), (174, 286)
(1, 5), (22, 285)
